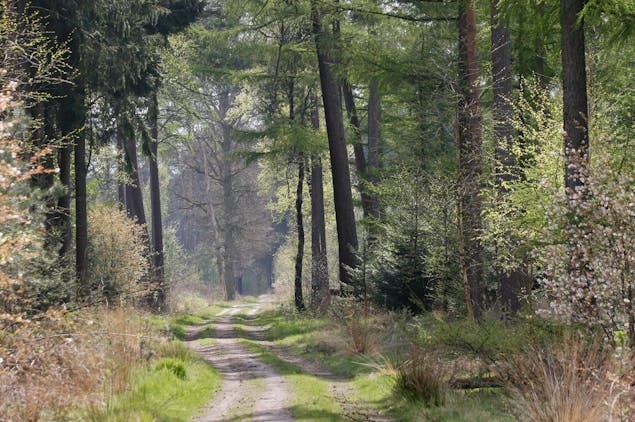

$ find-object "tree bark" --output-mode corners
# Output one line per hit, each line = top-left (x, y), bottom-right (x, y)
(366, 79), (381, 220)
(342, 83), (374, 220)
(310, 99), (330, 311)
(72, 86), (88, 296)
(288, 79), (306, 311)
(311, 0), (360, 293)
(120, 120), (147, 228)
(560, 0), (589, 203)
(202, 148), (227, 302)
(294, 157), (306, 311)
(57, 139), (72, 257)
(148, 92), (165, 309)
(220, 92), (236, 301)
(457, 0), (483, 316)
(265, 254), (274, 290)
(560, 0), (591, 294)
(116, 135), (126, 210)
(492, 0), (523, 314)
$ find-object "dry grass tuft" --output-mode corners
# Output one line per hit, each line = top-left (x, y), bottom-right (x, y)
(394, 346), (452, 406)
(331, 298), (380, 354)
(0, 306), (153, 421)
(497, 337), (614, 422)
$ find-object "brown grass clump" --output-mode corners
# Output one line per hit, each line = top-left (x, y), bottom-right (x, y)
(331, 298), (380, 354)
(0, 321), (100, 421)
(0, 306), (153, 421)
(497, 337), (614, 422)
(394, 346), (452, 406)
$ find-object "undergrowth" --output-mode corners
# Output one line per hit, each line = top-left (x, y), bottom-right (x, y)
(0, 304), (223, 421)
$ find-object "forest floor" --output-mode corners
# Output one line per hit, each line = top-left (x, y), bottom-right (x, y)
(184, 299), (394, 422)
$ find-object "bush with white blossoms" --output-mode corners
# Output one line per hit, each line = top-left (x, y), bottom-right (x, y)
(538, 152), (635, 346)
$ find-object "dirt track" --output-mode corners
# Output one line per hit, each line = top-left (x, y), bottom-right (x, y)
(187, 304), (293, 422)
(187, 302), (393, 422)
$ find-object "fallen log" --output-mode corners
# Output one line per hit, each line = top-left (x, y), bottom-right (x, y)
(450, 376), (503, 390)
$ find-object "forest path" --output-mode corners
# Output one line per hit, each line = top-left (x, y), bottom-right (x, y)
(186, 303), (294, 422)
(186, 300), (393, 422)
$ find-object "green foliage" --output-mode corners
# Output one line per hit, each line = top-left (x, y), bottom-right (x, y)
(163, 226), (202, 288)
(242, 304), (516, 421)
(155, 339), (199, 361)
(0, 0), (72, 103)
(370, 168), (460, 313)
(481, 82), (563, 277)
(427, 316), (567, 361)
(87, 205), (149, 304)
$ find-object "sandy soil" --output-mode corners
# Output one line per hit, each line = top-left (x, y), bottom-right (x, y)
(187, 304), (293, 422)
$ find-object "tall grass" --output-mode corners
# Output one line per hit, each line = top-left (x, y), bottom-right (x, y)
(498, 337), (613, 422)
(0, 306), (155, 420)
(394, 347), (452, 406)
(331, 299), (380, 354)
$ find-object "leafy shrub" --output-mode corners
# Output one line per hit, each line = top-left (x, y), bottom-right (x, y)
(0, 81), (55, 329)
(538, 153), (635, 347)
(483, 82), (635, 345)
(429, 316), (566, 361)
(87, 204), (148, 304)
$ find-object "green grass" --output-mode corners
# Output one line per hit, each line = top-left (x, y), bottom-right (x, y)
(239, 339), (346, 421)
(238, 307), (516, 422)
(350, 373), (514, 421)
(147, 303), (227, 340)
(85, 344), (221, 421)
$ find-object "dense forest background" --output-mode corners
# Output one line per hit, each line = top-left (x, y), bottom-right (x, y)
(0, 0), (634, 420)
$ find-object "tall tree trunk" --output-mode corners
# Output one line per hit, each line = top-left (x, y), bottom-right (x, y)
(236, 275), (243, 295)
(457, 0), (483, 316)
(265, 254), (274, 290)
(72, 86), (88, 296)
(560, 0), (591, 296)
(203, 149), (227, 302)
(57, 140), (72, 257)
(119, 117), (147, 228)
(492, 0), (523, 314)
(366, 79), (381, 220)
(342, 83), (373, 220)
(148, 93), (165, 309)
(560, 0), (589, 202)
(289, 79), (306, 311)
(220, 93), (236, 301)
(116, 135), (126, 210)
(310, 98), (330, 311)
(311, 0), (359, 293)
(294, 157), (306, 311)
(24, 3), (72, 262)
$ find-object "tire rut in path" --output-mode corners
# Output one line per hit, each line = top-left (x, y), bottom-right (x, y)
(235, 315), (394, 422)
(187, 305), (294, 422)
